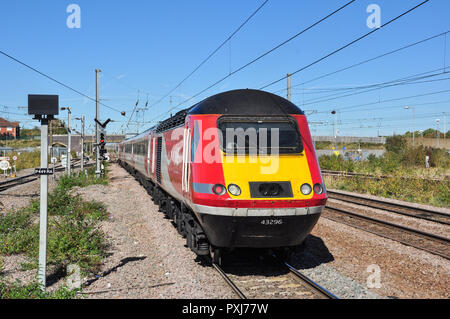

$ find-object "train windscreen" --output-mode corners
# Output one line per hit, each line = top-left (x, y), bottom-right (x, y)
(218, 117), (303, 155)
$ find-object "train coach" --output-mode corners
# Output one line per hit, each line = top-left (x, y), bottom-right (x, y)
(118, 89), (327, 263)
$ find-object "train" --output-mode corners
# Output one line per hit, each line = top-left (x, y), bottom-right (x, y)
(118, 89), (327, 263)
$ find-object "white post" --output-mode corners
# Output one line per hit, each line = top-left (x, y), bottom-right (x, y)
(67, 108), (71, 176)
(81, 115), (85, 173)
(96, 69), (101, 178)
(38, 118), (49, 291)
(287, 73), (292, 102)
(412, 107), (415, 147)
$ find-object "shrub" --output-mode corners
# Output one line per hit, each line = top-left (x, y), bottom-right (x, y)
(385, 135), (407, 154)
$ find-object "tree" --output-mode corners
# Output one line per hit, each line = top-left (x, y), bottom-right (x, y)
(385, 135), (407, 154)
(52, 119), (68, 135)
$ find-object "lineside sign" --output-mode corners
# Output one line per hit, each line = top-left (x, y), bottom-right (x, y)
(35, 168), (54, 175)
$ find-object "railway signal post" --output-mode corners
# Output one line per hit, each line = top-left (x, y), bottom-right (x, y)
(61, 107), (72, 176)
(95, 118), (111, 177)
(28, 94), (59, 291)
(95, 69), (101, 178)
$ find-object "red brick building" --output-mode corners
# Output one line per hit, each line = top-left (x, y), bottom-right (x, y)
(0, 117), (20, 138)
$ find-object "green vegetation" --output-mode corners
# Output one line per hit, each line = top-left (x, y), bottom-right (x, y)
(0, 281), (79, 299)
(324, 175), (449, 207)
(0, 168), (109, 299)
(320, 135), (450, 207)
(404, 128), (449, 139)
(0, 138), (41, 148)
(315, 141), (385, 150)
(9, 150), (41, 172)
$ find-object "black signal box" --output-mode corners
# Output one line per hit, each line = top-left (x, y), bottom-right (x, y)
(28, 95), (59, 116)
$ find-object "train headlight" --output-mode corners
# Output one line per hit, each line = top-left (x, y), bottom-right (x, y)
(228, 184), (241, 196)
(212, 184), (227, 196)
(301, 184), (312, 195)
(313, 183), (324, 195)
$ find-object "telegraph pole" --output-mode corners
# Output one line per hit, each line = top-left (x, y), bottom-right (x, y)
(436, 119), (441, 148)
(444, 112), (447, 142)
(49, 120), (53, 159)
(95, 69), (101, 178)
(81, 115), (85, 173)
(287, 73), (292, 102)
(332, 110), (338, 148)
(62, 107), (72, 176)
(75, 116), (85, 173)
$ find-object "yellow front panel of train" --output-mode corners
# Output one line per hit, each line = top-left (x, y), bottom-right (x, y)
(220, 152), (314, 200)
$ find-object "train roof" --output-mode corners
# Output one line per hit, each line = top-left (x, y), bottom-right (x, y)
(122, 89), (305, 138)
(189, 89), (304, 116)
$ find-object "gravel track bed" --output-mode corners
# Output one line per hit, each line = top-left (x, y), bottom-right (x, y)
(328, 199), (450, 239)
(76, 164), (235, 299)
(3, 163), (447, 299)
(328, 189), (450, 215)
(305, 217), (450, 299)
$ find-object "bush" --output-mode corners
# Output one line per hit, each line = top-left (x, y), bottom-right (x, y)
(385, 135), (407, 154)
(319, 155), (355, 172)
(324, 175), (450, 207)
(0, 168), (109, 275)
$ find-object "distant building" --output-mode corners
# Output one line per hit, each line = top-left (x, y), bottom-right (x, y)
(0, 118), (20, 138)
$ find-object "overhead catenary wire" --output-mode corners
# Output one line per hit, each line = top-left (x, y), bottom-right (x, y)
(298, 70), (450, 106)
(149, 0), (357, 123)
(149, 0), (270, 111)
(314, 87), (450, 114)
(0, 50), (125, 115)
(273, 30), (450, 95)
(291, 66), (449, 97)
(259, 0), (431, 91)
(328, 98), (450, 115)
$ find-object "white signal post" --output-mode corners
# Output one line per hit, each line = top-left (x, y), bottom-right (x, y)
(38, 118), (49, 290)
(61, 107), (72, 176)
(28, 94), (59, 292)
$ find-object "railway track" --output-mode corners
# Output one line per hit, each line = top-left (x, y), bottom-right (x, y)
(0, 159), (89, 193)
(323, 205), (450, 260)
(321, 170), (449, 182)
(212, 255), (337, 300)
(327, 190), (450, 225)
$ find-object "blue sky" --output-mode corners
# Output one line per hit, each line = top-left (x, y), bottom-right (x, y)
(0, 0), (449, 137)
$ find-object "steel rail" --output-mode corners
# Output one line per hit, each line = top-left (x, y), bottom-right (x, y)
(283, 262), (338, 299)
(0, 159), (91, 193)
(212, 263), (247, 299)
(327, 190), (450, 225)
(324, 205), (450, 260)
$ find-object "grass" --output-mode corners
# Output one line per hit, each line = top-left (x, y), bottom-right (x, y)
(0, 139), (41, 149)
(0, 166), (110, 299)
(324, 175), (450, 208)
(5, 150), (41, 172)
(0, 281), (79, 299)
(320, 138), (450, 207)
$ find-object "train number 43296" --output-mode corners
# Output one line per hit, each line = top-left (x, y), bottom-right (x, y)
(261, 219), (283, 226)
